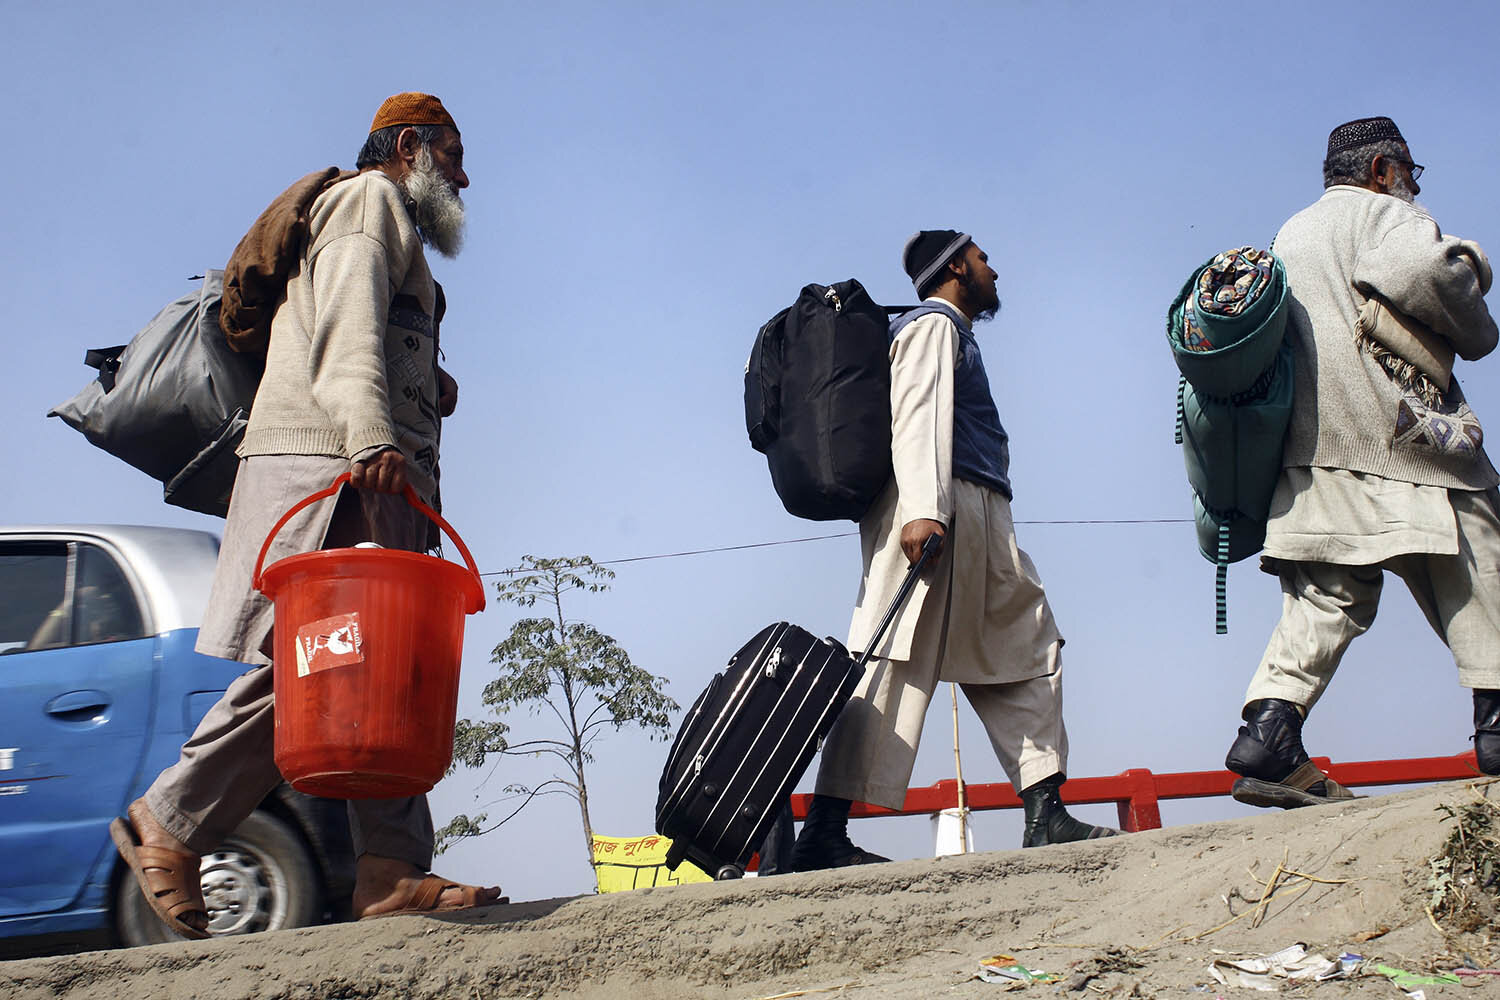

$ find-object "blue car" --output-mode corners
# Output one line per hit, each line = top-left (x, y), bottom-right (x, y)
(0, 524), (353, 951)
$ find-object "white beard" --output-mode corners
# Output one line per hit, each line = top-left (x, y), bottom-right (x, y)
(401, 147), (466, 258)
(1387, 172), (1417, 204)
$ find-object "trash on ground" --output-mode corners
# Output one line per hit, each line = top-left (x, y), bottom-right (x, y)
(1207, 943), (1342, 991)
(975, 954), (1062, 985)
(1329, 952), (1365, 978)
(1372, 964), (1461, 989)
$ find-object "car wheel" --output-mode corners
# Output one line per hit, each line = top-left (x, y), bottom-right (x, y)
(114, 809), (322, 946)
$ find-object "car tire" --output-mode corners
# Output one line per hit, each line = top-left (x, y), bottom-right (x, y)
(114, 809), (322, 946)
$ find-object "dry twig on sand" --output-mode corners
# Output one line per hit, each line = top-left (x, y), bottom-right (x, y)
(748, 984), (862, 1000)
(1182, 847), (1353, 942)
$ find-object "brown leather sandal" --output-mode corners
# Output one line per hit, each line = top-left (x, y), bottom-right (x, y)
(357, 874), (507, 920)
(1230, 760), (1358, 810)
(109, 817), (211, 939)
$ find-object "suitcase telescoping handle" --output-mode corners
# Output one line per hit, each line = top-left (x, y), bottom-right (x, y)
(853, 531), (943, 670)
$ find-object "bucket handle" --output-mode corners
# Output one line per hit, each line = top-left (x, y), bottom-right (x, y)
(252, 472), (486, 611)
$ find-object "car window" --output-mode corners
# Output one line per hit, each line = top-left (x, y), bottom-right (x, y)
(74, 543), (146, 644)
(0, 543), (69, 653)
(0, 541), (146, 653)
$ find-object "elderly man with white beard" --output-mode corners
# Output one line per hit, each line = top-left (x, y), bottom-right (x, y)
(1223, 116), (1500, 810)
(110, 93), (504, 939)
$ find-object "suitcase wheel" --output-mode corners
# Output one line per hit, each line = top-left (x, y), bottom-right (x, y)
(715, 864), (745, 880)
(664, 839), (686, 871)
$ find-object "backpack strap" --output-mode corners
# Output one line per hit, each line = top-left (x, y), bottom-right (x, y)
(1174, 375), (1186, 446)
(889, 300), (970, 339)
(1215, 521), (1230, 635)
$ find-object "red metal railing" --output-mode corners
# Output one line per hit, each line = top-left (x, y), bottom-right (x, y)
(788, 751), (1485, 831)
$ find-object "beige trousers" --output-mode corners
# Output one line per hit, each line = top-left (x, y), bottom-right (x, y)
(1247, 488), (1500, 711)
(146, 455), (434, 864)
(813, 574), (1067, 809)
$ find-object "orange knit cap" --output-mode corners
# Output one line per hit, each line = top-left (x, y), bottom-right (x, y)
(369, 92), (458, 134)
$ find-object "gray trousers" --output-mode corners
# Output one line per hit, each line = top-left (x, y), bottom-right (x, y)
(145, 455), (434, 864)
(1247, 488), (1500, 711)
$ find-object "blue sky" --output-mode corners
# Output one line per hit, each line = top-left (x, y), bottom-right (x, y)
(5, 1), (1499, 902)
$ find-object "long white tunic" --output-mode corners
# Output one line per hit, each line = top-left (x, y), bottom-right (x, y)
(846, 300), (1060, 684)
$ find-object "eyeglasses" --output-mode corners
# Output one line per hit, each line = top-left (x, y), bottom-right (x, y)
(1392, 158), (1424, 181)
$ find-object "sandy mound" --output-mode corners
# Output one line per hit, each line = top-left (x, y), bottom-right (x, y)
(4, 779), (1496, 999)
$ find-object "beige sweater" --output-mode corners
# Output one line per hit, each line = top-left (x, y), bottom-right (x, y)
(238, 171), (440, 501)
(1274, 185), (1498, 489)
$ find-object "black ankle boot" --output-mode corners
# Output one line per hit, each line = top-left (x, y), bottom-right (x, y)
(1225, 699), (1314, 784)
(790, 795), (890, 871)
(754, 800), (796, 876)
(1020, 775), (1119, 848)
(1475, 689), (1500, 776)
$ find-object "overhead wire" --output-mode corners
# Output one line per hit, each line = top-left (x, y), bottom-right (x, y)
(475, 516), (1192, 579)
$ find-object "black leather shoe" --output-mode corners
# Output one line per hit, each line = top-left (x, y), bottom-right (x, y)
(1225, 699), (1313, 783)
(754, 800), (797, 877)
(1225, 699), (1357, 808)
(790, 795), (890, 871)
(790, 835), (891, 871)
(1475, 689), (1500, 776)
(1020, 775), (1119, 848)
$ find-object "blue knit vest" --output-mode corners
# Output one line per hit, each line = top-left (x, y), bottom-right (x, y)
(889, 301), (1012, 500)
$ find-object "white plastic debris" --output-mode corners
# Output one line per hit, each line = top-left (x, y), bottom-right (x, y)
(1208, 943), (1339, 992)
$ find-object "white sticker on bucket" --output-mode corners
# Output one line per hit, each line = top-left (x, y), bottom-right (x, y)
(295, 613), (364, 677)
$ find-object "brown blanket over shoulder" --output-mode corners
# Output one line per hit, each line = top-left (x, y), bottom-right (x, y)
(220, 166), (359, 354)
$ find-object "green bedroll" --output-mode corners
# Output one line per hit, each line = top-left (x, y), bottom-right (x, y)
(1166, 248), (1293, 633)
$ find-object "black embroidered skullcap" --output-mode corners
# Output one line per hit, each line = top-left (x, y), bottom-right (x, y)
(1326, 117), (1406, 157)
(902, 230), (972, 296)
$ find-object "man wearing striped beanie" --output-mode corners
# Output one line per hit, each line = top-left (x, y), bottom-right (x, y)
(792, 230), (1118, 870)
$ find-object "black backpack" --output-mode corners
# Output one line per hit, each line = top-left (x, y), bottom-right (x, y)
(744, 279), (912, 521)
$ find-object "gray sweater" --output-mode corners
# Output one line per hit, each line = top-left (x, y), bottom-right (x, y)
(239, 171), (441, 501)
(1274, 185), (1499, 490)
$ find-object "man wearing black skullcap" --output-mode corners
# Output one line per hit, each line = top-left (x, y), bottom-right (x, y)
(1222, 117), (1500, 809)
(790, 231), (1118, 870)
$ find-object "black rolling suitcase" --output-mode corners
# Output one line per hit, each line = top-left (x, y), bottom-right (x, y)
(655, 535), (940, 879)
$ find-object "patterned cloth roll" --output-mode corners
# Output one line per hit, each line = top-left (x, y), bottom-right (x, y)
(1182, 247), (1277, 352)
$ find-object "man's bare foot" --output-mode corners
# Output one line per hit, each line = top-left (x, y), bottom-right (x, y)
(353, 854), (506, 919)
(117, 798), (210, 935)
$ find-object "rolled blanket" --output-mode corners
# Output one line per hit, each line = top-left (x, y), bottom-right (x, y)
(1356, 298), (1454, 401)
(1166, 247), (1294, 632)
(1169, 247), (1289, 399)
(1184, 246), (1277, 348)
(1354, 239), (1491, 405)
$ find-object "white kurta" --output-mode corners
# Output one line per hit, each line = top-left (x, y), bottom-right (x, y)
(846, 302), (1061, 684)
(816, 300), (1068, 806)
(1263, 466), (1461, 566)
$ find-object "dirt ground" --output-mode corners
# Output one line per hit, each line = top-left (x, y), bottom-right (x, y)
(4, 779), (1498, 999)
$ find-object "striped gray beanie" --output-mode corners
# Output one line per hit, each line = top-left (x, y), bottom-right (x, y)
(902, 230), (972, 297)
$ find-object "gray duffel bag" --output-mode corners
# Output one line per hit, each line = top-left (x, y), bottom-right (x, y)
(50, 270), (263, 517)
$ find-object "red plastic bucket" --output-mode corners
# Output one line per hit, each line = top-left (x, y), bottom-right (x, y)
(253, 473), (485, 799)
